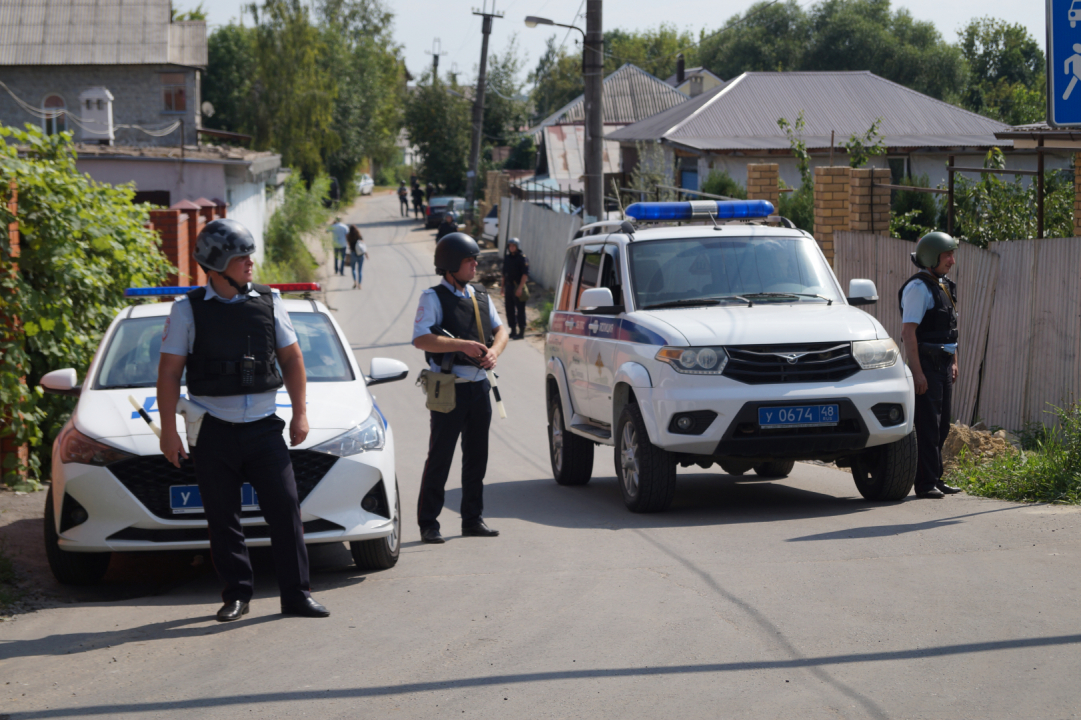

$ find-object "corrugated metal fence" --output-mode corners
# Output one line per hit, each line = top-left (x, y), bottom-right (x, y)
(835, 231), (1081, 430)
(498, 197), (582, 291)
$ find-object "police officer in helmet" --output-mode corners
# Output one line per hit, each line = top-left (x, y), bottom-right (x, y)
(157, 218), (330, 621)
(435, 211), (459, 243)
(412, 232), (509, 543)
(899, 231), (962, 499)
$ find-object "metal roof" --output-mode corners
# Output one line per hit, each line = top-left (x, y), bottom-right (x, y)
(528, 63), (690, 137)
(607, 71), (1010, 150)
(541, 124), (622, 189)
(0, 0), (207, 67)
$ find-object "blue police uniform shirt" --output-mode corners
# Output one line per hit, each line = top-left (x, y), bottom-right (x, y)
(160, 283), (300, 422)
(900, 277), (957, 355)
(412, 279), (503, 382)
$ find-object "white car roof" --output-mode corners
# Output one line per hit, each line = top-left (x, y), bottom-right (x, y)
(126, 297), (328, 319)
(573, 223), (810, 247)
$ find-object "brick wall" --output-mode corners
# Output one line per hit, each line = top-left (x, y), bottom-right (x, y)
(849, 168), (891, 234)
(813, 167), (852, 264)
(746, 163), (779, 208)
(1, 181), (29, 481)
(149, 208), (191, 286)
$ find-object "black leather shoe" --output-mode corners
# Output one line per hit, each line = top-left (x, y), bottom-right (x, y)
(462, 520), (500, 537)
(915, 487), (945, 499)
(216, 600), (249, 622)
(420, 527), (445, 544)
(937, 482), (963, 494)
(281, 597), (330, 618)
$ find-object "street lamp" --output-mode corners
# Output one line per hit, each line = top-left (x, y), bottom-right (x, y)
(524, 16), (582, 39)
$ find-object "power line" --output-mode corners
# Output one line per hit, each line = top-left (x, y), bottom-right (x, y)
(0, 80), (184, 138)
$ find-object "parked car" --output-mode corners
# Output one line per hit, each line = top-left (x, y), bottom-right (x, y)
(482, 205), (498, 241)
(425, 196), (466, 228)
(356, 173), (374, 196)
(544, 200), (916, 513)
(40, 285), (408, 585)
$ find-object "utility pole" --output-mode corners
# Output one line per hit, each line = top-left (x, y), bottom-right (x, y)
(583, 0), (603, 223)
(425, 38), (447, 79)
(465, 0), (503, 209)
(449, 62), (460, 85)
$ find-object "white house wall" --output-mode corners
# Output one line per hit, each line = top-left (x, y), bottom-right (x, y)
(225, 179), (268, 267)
(75, 157), (226, 204)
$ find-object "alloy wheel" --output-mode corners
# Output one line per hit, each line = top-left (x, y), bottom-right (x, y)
(551, 407), (564, 474)
(621, 422), (640, 497)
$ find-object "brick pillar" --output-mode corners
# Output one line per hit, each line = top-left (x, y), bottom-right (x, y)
(172, 200), (207, 286)
(813, 167), (851, 265)
(1074, 153), (1081, 237)
(194, 197), (217, 225)
(746, 163), (779, 208)
(149, 208), (191, 286)
(849, 168), (891, 235)
(1, 181), (29, 482)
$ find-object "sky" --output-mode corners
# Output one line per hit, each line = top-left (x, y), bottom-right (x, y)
(197, 0), (1046, 86)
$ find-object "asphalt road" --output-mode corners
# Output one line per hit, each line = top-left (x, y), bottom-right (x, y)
(3, 192), (1081, 719)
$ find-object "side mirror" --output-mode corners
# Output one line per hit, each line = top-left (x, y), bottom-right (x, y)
(578, 287), (623, 314)
(367, 358), (409, 386)
(41, 368), (82, 397)
(847, 278), (879, 306)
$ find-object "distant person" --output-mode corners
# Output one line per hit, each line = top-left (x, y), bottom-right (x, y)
(327, 218), (349, 276)
(425, 182), (435, 204)
(397, 181), (409, 217)
(348, 224), (368, 290)
(411, 183), (425, 219)
(502, 238), (530, 339)
(435, 211), (458, 243)
(899, 231), (961, 499)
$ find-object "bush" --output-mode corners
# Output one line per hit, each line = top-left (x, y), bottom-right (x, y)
(778, 181), (814, 234)
(257, 174), (330, 284)
(947, 402), (1081, 504)
(890, 174), (938, 241)
(700, 170), (747, 199)
(0, 126), (172, 488)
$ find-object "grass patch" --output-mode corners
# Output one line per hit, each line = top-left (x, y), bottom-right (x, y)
(531, 300), (553, 332)
(257, 175), (330, 284)
(0, 542), (20, 610)
(946, 402), (1081, 504)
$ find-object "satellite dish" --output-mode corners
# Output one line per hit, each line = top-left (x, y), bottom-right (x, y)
(201, 101), (215, 118)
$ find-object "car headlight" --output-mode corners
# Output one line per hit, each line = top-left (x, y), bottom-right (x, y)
(311, 408), (385, 457)
(851, 339), (900, 369)
(655, 346), (729, 375)
(58, 424), (134, 466)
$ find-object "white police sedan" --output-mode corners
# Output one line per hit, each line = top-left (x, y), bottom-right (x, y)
(39, 284), (408, 585)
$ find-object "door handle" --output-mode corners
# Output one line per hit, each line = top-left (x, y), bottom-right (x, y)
(587, 321), (600, 333)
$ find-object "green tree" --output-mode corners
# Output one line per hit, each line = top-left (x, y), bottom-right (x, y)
(404, 74), (472, 193)
(604, 25), (699, 79)
(171, 2), (207, 21)
(777, 112), (814, 232)
(503, 136), (537, 171)
(843, 117), (886, 167)
(203, 24), (256, 134)
(0, 126), (173, 487)
(958, 17), (1046, 125)
(529, 36), (584, 122)
(700, 170), (747, 199)
(483, 35), (530, 148)
(698, 0), (809, 78)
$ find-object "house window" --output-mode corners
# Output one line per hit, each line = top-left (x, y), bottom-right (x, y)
(162, 73), (187, 113)
(42, 94), (66, 135)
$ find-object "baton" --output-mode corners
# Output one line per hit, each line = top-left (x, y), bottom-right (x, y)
(128, 395), (162, 438)
(433, 327), (507, 420)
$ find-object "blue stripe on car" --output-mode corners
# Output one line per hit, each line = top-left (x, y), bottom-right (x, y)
(549, 312), (668, 346)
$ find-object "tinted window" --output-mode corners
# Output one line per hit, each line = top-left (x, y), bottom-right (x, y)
(599, 246), (623, 307)
(575, 247), (604, 309)
(557, 246), (580, 311)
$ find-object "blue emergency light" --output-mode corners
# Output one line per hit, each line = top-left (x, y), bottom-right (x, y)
(624, 200), (775, 222)
(124, 283), (322, 298)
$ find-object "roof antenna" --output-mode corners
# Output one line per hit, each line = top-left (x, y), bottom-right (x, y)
(708, 211), (721, 231)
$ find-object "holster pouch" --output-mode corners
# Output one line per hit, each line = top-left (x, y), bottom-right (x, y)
(416, 369), (457, 413)
(176, 397), (207, 447)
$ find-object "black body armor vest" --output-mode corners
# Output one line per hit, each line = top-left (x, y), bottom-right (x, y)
(186, 284), (284, 397)
(425, 283), (494, 368)
(897, 272), (958, 346)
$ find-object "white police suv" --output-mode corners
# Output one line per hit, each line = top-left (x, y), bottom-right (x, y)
(39, 284), (408, 584)
(545, 200), (916, 513)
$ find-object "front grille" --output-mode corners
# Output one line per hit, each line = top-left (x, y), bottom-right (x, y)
(107, 518), (345, 543)
(723, 342), (860, 384)
(107, 451), (339, 520)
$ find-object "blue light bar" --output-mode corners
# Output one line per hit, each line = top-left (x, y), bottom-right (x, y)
(624, 200), (775, 222)
(124, 287), (197, 297)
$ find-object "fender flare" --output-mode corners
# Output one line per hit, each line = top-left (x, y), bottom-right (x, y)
(545, 356), (574, 420)
(611, 361), (662, 445)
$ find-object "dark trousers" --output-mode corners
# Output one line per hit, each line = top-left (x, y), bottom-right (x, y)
(399, 196), (409, 216)
(504, 288), (527, 335)
(333, 247), (346, 275)
(914, 353), (953, 493)
(417, 379), (492, 532)
(193, 415), (311, 605)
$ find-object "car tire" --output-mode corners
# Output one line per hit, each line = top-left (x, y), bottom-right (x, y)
(350, 479), (401, 571)
(614, 404), (676, 513)
(753, 460), (796, 478)
(548, 396), (593, 486)
(44, 491), (111, 586)
(851, 431), (917, 501)
(719, 459), (754, 476)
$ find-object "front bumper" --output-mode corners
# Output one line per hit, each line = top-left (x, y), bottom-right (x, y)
(636, 362), (914, 459)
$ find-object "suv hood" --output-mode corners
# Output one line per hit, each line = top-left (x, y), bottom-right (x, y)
(642, 303), (882, 346)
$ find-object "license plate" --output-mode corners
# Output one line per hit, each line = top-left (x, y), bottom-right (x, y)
(758, 404), (839, 429)
(169, 484), (260, 514)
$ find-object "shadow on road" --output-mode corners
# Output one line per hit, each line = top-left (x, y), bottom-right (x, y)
(785, 503), (1031, 542)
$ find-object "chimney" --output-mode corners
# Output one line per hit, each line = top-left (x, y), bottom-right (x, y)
(78, 87), (114, 145)
(676, 54), (685, 85)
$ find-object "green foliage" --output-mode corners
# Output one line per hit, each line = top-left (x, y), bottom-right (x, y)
(604, 25), (699, 80)
(618, 142), (677, 208)
(889, 174), (937, 240)
(0, 126), (172, 487)
(203, 24), (256, 134)
(958, 17), (1046, 125)
(258, 175), (329, 283)
(947, 402), (1081, 504)
(529, 36), (584, 123)
(699, 0), (809, 77)
(700, 170), (747, 199)
(778, 180), (815, 234)
(844, 117), (886, 168)
(483, 35), (530, 148)
(403, 74), (472, 194)
(531, 300), (554, 332)
(171, 2), (207, 21)
(504, 136), (537, 171)
(777, 111), (811, 185)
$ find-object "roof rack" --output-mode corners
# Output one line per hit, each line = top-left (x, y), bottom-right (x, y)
(574, 219), (636, 239)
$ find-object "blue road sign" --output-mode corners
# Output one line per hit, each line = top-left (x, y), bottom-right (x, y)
(1049, 0), (1081, 126)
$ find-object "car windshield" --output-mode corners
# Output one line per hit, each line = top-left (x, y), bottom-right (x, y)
(95, 312), (354, 389)
(627, 235), (842, 309)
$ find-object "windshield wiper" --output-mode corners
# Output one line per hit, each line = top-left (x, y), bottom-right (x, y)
(740, 292), (833, 305)
(643, 295), (753, 310)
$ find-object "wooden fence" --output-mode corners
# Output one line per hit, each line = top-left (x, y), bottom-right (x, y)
(835, 231), (1081, 430)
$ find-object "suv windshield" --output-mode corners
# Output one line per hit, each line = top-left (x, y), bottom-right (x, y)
(627, 235), (842, 309)
(96, 312), (354, 389)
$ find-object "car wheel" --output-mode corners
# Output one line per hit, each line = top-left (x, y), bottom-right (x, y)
(548, 396), (593, 486)
(614, 404), (676, 513)
(350, 478), (401, 570)
(851, 431), (917, 501)
(719, 459), (754, 476)
(753, 460), (796, 478)
(44, 491), (111, 586)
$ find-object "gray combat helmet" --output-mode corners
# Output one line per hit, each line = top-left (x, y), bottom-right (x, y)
(194, 218), (256, 273)
(912, 231), (958, 269)
(507, 237), (522, 250)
